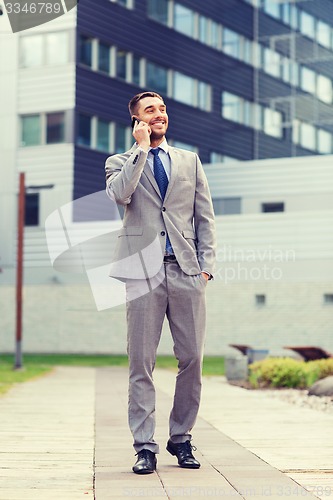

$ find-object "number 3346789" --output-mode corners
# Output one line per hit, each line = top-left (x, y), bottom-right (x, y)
(5, 3), (62, 14)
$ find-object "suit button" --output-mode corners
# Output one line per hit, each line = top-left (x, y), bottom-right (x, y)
(162, 207), (166, 211)
(161, 231), (165, 236)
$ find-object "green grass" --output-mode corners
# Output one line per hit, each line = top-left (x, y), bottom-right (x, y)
(0, 354), (225, 396)
(0, 359), (52, 396)
(202, 356), (225, 376)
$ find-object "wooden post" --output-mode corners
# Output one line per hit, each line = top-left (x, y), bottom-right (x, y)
(15, 172), (25, 370)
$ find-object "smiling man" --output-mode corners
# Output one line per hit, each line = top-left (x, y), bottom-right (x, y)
(105, 91), (216, 474)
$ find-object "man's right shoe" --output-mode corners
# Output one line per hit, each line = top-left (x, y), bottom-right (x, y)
(132, 449), (157, 474)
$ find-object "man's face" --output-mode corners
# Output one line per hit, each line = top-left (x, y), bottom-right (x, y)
(135, 97), (169, 140)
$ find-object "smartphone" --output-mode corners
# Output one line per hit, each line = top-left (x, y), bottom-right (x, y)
(131, 117), (140, 129)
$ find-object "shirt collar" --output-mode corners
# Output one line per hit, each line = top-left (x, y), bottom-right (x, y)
(149, 138), (169, 155)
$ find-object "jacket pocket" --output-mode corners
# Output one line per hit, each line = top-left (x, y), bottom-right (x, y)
(182, 229), (196, 240)
(118, 226), (143, 237)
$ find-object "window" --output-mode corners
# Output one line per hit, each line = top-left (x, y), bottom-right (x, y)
(300, 122), (316, 150)
(300, 11), (315, 39)
(210, 152), (224, 164)
(223, 155), (240, 163)
(223, 29), (240, 59)
(115, 124), (127, 153)
(213, 198), (241, 215)
(20, 32), (69, 67)
(210, 152), (240, 164)
(324, 294), (333, 304)
(199, 16), (209, 45)
(116, 49), (127, 80)
(78, 114), (91, 146)
(281, 3), (291, 25)
(318, 129), (332, 154)
(25, 193), (39, 226)
(45, 32), (68, 65)
(21, 115), (41, 146)
(146, 62), (167, 94)
(172, 140), (197, 153)
(132, 55), (141, 85)
(76, 116), (132, 153)
(264, 108), (283, 138)
(198, 82), (210, 110)
(290, 4), (298, 30)
(222, 92), (283, 137)
(173, 72), (195, 107)
(264, 48), (281, 78)
(252, 103), (262, 130)
(110, 0), (134, 8)
(222, 92), (242, 123)
(98, 42), (110, 74)
(79, 35), (93, 67)
(255, 294), (266, 306)
(46, 112), (65, 144)
(263, 0), (280, 19)
(317, 74), (332, 104)
(21, 112), (67, 147)
(210, 21), (220, 49)
(293, 120), (333, 153)
(243, 101), (253, 127)
(262, 202), (284, 213)
(174, 4), (195, 38)
(301, 67), (316, 94)
(281, 56), (293, 84)
(199, 16), (221, 49)
(243, 39), (253, 65)
(317, 21), (331, 49)
(20, 35), (43, 67)
(97, 119), (110, 152)
(147, 0), (169, 25)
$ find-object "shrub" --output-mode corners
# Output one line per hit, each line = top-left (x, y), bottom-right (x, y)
(248, 357), (323, 389)
(309, 358), (333, 380)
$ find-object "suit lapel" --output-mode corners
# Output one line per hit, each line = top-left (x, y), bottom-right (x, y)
(164, 146), (178, 203)
(141, 144), (179, 201)
(143, 160), (161, 198)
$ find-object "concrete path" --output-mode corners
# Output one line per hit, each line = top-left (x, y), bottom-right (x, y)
(0, 366), (332, 499)
(0, 367), (95, 499)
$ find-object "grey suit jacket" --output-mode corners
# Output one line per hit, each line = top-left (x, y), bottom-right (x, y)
(105, 143), (216, 280)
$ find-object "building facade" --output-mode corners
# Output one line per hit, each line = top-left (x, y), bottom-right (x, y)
(0, 0), (333, 354)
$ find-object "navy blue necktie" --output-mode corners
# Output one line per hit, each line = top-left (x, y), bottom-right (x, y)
(150, 148), (173, 255)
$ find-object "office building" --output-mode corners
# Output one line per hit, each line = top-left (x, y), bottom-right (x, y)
(0, 0), (332, 354)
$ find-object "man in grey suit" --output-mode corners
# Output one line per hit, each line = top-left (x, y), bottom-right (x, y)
(105, 91), (216, 474)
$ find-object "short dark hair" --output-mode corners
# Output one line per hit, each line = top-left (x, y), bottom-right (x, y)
(128, 91), (164, 116)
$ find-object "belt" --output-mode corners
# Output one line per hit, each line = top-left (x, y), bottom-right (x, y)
(163, 254), (177, 263)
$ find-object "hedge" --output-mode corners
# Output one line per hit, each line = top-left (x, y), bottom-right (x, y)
(248, 357), (333, 389)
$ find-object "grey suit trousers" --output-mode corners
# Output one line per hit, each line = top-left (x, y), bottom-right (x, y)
(126, 261), (207, 454)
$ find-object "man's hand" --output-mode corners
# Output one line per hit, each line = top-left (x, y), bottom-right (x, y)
(201, 272), (209, 282)
(133, 120), (151, 152)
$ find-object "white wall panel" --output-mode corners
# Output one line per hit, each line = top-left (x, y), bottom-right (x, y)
(204, 155), (333, 200)
(18, 211), (333, 271)
(18, 65), (76, 114)
(17, 144), (74, 186)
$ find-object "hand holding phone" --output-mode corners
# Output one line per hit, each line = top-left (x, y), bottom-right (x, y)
(131, 117), (140, 129)
(132, 117), (151, 151)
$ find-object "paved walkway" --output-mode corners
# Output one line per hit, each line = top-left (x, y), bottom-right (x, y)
(0, 366), (332, 499)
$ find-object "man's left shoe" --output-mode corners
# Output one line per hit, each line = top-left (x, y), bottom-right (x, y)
(166, 439), (201, 469)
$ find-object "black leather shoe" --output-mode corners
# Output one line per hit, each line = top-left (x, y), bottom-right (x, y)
(132, 449), (157, 474)
(166, 439), (200, 469)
